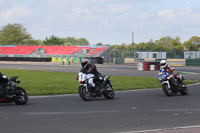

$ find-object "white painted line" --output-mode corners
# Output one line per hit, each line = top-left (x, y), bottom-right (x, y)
(155, 109), (200, 112)
(118, 125), (200, 133)
(24, 111), (120, 115)
(29, 94), (78, 99)
(187, 82), (200, 86)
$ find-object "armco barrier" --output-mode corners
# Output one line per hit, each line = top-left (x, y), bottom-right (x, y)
(186, 59), (200, 66)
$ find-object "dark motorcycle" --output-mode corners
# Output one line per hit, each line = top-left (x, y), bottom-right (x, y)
(157, 69), (188, 96)
(0, 75), (28, 105)
(77, 72), (115, 101)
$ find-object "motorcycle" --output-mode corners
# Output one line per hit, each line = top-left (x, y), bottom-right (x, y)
(77, 72), (115, 101)
(0, 75), (28, 105)
(157, 69), (188, 96)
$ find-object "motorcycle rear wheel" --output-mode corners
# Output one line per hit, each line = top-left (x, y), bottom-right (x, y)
(13, 87), (28, 105)
(78, 86), (91, 101)
(162, 84), (173, 96)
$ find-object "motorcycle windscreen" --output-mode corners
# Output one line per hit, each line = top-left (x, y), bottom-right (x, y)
(79, 73), (87, 83)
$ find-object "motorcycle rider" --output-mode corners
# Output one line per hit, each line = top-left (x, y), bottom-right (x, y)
(160, 60), (184, 87)
(78, 58), (102, 90)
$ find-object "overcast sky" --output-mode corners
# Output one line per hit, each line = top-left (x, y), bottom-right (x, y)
(0, 0), (199, 45)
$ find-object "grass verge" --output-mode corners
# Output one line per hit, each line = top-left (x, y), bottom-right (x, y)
(0, 69), (199, 95)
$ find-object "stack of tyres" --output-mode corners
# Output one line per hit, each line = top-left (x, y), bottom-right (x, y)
(143, 62), (150, 71)
(137, 62), (143, 71)
(155, 62), (160, 70)
(150, 62), (155, 71)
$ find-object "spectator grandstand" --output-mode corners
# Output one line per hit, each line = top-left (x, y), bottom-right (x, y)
(0, 45), (108, 56)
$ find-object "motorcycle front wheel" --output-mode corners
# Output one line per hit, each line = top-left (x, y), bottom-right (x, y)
(103, 83), (115, 99)
(78, 86), (92, 101)
(162, 84), (173, 96)
(13, 87), (28, 105)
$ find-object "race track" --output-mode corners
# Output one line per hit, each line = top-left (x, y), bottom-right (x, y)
(0, 62), (200, 133)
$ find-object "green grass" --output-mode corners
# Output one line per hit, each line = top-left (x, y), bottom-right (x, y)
(0, 69), (199, 95)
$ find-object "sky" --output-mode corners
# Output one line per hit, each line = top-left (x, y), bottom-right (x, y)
(0, 0), (200, 45)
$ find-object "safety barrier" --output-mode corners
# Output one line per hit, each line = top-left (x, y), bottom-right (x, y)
(143, 62), (150, 71)
(0, 57), (51, 62)
(51, 57), (103, 64)
(137, 62), (143, 71)
(137, 61), (160, 71)
(166, 59), (186, 66)
(186, 59), (200, 66)
(124, 58), (135, 63)
(115, 58), (124, 64)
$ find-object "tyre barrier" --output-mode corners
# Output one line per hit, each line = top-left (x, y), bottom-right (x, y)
(155, 62), (160, 70)
(143, 62), (150, 71)
(150, 64), (155, 71)
(0, 57), (51, 62)
(137, 61), (160, 71)
(137, 62), (143, 71)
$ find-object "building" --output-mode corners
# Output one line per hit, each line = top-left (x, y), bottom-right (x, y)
(184, 51), (200, 59)
(135, 51), (166, 59)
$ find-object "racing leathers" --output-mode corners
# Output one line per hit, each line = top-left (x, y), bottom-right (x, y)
(80, 63), (102, 89)
(162, 64), (184, 88)
(162, 64), (183, 81)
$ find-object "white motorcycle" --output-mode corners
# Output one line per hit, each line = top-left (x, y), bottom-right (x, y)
(77, 72), (115, 101)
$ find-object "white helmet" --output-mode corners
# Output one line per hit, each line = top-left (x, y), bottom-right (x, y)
(160, 60), (167, 69)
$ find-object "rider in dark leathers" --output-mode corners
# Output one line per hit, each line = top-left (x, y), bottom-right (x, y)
(79, 58), (102, 89)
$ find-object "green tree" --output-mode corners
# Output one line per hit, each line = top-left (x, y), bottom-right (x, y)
(96, 43), (103, 46)
(76, 38), (89, 46)
(64, 37), (76, 45)
(43, 35), (64, 45)
(0, 23), (33, 45)
(26, 39), (43, 45)
(184, 36), (200, 50)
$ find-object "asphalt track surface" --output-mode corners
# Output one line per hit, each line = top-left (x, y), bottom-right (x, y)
(0, 62), (200, 133)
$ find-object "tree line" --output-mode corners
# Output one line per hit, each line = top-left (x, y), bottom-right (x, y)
(0, 23), (89, 46)
(0, 23), (200, 54)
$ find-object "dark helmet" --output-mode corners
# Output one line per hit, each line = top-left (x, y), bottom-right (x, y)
(81, 58), (89, 68)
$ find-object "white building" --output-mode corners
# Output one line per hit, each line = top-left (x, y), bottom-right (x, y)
(184, 51), (200, 59)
